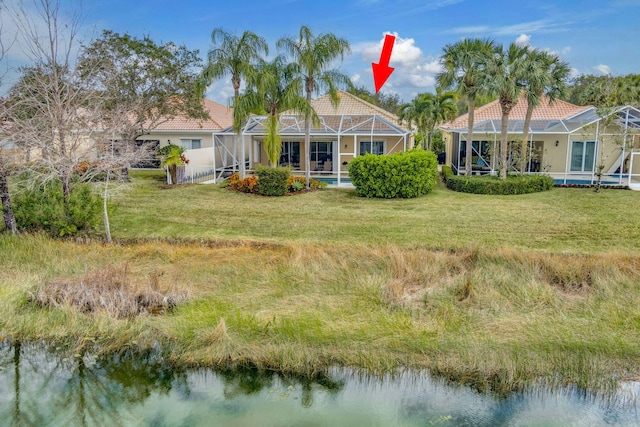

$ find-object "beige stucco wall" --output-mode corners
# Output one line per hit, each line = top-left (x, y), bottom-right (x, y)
(139, 132), (215, 150)
(445, 129), (636, 176)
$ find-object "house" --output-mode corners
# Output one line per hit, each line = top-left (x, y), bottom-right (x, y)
(440, 94), (640, 189)
(135, 98), (233, 170)
(202, 90), (411, 185)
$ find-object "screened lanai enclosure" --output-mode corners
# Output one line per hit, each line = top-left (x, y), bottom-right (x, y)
(442, 97), (640, 189)
(208, 112), (410, 185)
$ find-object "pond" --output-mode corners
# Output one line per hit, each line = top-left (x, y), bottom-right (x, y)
(0, 342), (638, 426)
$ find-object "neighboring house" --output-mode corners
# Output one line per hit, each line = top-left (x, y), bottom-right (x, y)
(440, 94), (640, 189)
(202, 90), (411, 185)
(136, 98), (233, 170)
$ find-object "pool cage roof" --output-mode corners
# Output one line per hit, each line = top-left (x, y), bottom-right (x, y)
(443, 105), (640, 135)
(214, 113), (411, 137)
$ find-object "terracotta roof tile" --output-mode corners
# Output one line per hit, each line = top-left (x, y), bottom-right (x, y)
(153, 99), (233, 131)
(441, 93), (592, 130)
(308, 90), (400, 124)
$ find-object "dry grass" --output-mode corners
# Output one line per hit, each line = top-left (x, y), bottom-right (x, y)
(3, 174), (640, 394)
(27, 263), (190, 318)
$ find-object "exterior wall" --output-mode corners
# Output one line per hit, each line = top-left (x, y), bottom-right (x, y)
(139, 132), (215, 150)
(446, 130), (631, 175)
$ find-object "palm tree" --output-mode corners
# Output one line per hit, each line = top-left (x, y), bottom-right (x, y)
(159, 144), (187, 185)
(398, 94), (431, 149)
(200, 28), (268, 177)
(518, 49), (570, 174)
(480, 42), (530, 179)
(235, 56), (316, 166)
(437, 38), (495, 175)
(399, 91), (458, 151)
(426, 89), (458, 150)
(277, 26), (351, 188)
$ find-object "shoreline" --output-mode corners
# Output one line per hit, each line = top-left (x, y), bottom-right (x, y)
(2, 235), (639, 395)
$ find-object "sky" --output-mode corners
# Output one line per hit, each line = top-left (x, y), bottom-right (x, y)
(2, 0), (640, 104)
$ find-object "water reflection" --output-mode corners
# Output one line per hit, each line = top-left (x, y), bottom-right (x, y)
(0, 342), (639, 426)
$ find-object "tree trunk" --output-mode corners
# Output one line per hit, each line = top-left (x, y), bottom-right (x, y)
(466, 98), (475, 176)
(520, 104), (534, 175)
(169, 165), (178, 185)
(0, 163), (18, 234)
(233, 85), (245, 179)
(500, 110), (510, 180)
(305, 88), (312, 190)
(103, 171), (112, 243)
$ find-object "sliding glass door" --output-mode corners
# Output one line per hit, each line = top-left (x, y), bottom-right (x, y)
(570, 141), (596, 172)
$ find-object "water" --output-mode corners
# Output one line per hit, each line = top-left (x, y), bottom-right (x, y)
(0, 342), (638, 426)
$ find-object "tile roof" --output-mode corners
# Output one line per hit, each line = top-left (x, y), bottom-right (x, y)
(441, 93), (592, 131)
(152, 99), (233, 131)
(309, 90), (400, 124)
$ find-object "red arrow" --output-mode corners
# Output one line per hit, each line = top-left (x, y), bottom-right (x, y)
(372, 34), (396, 93)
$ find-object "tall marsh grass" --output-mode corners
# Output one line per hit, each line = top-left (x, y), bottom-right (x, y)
(1, 235), (639, 393)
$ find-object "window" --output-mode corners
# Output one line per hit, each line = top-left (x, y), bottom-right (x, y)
(310, 141), (333, 171)
(279, 141), (300, 168)
(360, 140), (384, 155)
(311, 142), (333, 162)
(180, 139), (201, 150)
(570, 141), (596, 172)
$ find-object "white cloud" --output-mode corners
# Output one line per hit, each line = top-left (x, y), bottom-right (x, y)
(448, 19), (568, 36)
(359, 32), (422, 66)
(515, 34), (531, 46)
(566, 67), (580, 80)
(351, 73), (361, 84)
(355, 32), (442, 95)
(593, 64), (611, 75)
(561, 46), (572, 55)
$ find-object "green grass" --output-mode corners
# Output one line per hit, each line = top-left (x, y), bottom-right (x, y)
(111, 170), (640, 254)
(2, 170), (640, 394)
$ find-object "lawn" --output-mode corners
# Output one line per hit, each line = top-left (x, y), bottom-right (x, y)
(1, 170), (640, 394)
(112, 170), (640, 254)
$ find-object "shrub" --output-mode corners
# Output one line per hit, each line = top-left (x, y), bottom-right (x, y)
(445, 174), (554, 195)
(12, 181), (101, 237)
(287, 176), (327, 192)
(255, 166), (290, 196)
(441, 165), (454, 183)
(309, 178), (326, 190)
(348, 149), (438, 198)
(228, 173), (240, 188)
(287, 176), (307, 192)
(236, 175), (259, 194)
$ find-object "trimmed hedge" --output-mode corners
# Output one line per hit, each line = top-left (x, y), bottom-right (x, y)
(255, 166), (290, 196)
(444, 173), (554, 195)
(348, 150), (438, 198)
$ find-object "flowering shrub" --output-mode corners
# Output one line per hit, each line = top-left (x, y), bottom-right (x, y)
(288, 176), (306, 192)
(228, 173), (240, 188)
(227, 173), (259, 193)
(287, 176), (325, 191)
(227, 171), (327, 195)
(309, 178), (325, 189)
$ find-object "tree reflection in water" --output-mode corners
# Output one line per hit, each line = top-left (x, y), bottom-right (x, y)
(0, 342), (345, 426)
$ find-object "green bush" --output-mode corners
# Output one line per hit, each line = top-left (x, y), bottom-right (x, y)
(12, 181), (101, 237)
(255, 166), (290, 196)
(445, 174), (554, 195)
(441, 165), (454, 183)
(348, 150), (438, 198)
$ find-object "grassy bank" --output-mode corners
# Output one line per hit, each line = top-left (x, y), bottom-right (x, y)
(2, 171), (640, 394)
(1, 234), (640, 394)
